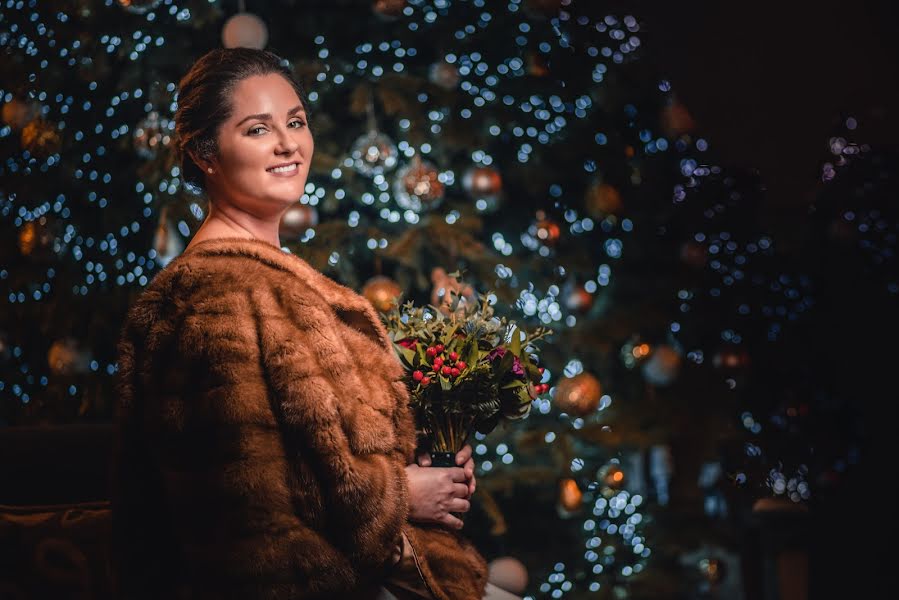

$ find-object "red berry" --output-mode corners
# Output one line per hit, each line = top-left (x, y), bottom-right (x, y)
(451, 367), (460, 377)
(412, 370), (424, 381)
(540, 384), (549, 394)
(456, 360), (467, 370)
(421, 377), (431, 386)
(449, 351), (459, 361)
(433, 357), (444, 368)
(435, 344), (444, 353)
(538, 367), (545, 374)
(426, 346), (437, 357)
(441, 366), (452, 376)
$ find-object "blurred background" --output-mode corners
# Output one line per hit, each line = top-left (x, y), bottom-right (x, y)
(2, 1), (895, 598)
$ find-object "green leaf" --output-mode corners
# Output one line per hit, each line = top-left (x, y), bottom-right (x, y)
(501, 379), (527, 389)
(439, 375), (452, 391)
(509, 324), (521, 356)
(395, 345), (417, 369)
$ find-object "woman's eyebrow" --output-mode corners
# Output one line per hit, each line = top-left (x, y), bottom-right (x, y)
(235, 105), (306, 127)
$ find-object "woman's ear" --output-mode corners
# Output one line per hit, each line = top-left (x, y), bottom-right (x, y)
(188, 149), (215, 175)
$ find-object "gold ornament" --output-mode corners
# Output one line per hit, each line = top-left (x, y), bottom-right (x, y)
(487, 557), (529, 595)
(534, 215), (561, 246)
(598, 463), (625, 489)
(585, 182), (623, 218)
(21, 119), (61, 157)
(563, 282), (594, 313)
(47, 337), (91, 375)
(372, 0), (406, 19)
(429, 61), (461, 90)
(279, 203), (319, 238)
(527, 51), (550, 77)
(554, 372), (602, 417)
(18, 220), (55, 257)
(1, 99), (40, 130)
(362, 275), (403, 313)
(462, 166), (502, 198)
(394, 158), (445, 213)
(641, 344), (682, 386)
(558, 478), (583, 512)
(662, 100), (696, 137)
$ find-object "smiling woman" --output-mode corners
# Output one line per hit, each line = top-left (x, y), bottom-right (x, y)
(112, 47), (497, 600)
(171, 48), (315, 250)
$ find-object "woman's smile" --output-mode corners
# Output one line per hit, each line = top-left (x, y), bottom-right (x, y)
(267, 161), (301, 176)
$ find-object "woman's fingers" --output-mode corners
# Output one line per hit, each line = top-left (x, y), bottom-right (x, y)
(416, 452), (432, 467)
(449, 497), (471, 513)
(455, 443), (473, 466)
(452, 482), (470, 499)
(440, 513), (465, 530)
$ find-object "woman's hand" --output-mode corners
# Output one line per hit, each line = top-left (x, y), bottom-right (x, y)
(416, 444), (477, 497)
(405, 463), (471, 529)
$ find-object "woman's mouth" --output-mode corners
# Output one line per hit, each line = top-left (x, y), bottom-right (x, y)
(266, 162), (300, 176)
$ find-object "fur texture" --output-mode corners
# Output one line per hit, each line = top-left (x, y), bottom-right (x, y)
(111, 237), (488, 600)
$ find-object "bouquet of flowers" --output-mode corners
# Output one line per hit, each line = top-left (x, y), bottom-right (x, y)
(381, 277), (553, 467)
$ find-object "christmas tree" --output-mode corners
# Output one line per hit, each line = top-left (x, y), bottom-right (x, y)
(3, 1), (883, 598)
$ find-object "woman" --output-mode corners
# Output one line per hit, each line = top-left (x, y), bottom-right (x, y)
(111, 48), (521, 599)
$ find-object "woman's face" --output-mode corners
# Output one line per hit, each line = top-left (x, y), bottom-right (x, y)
(207, 73), (313, 215)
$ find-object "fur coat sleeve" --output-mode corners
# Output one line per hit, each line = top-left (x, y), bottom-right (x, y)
(111, 237), (488, 600)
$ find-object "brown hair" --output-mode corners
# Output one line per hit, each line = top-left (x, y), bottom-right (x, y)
(174, 47), (311, 193)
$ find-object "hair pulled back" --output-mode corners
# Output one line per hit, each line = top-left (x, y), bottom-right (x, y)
(174, 47), (310, 193)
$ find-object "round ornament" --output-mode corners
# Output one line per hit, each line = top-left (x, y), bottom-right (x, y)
(351, 130), (399, 177)
(362, 275), (403, 313)
(394, 159), (444, 213)
(222, 12), (269, 49)
(554, 372), (602, 417)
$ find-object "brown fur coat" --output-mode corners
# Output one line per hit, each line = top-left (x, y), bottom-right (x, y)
(111, 237), (488, 599)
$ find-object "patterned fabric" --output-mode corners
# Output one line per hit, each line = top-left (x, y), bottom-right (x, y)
(0, 501), (114, 599)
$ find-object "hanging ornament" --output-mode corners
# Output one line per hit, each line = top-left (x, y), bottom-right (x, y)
(558, 478), (583, 512)
(1, 98), (41, 130)
(132, 111), (172, 160)
(431, 267), (476, 316)
(362, 275), (403, 313)
(222, 12), (269, 49)
(20, 119), (61, 158)
(563, 281), (594, 314)
(47, 337), (92, 375)
(18, 219), (56, 258)
(351, 130), (399, 177)
(661, 99), (696, 138)
(641, 344), (682, 386)
(116, 0), (162, 14)
(428, 61), (460, 90)
(533, 212), (561, 247)
(598, 462), (626, 490)
(680, 240), (708, 268)
(554, 372), (602, 417)
(279, 203), (319, 238)
(394, 157), (445, 213)
(372, 0), (407, 20)
(585, 181), (623, 218)
(153, 206), (184, 268)
(487, 557), (529, 595)
(527, 51), (550, 77)
(462, 165), (503, 213)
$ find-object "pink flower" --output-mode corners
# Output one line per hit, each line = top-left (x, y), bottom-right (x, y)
(397, 338), (418, 349)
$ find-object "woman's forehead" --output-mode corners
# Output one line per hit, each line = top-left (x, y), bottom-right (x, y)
(229, 74), (303, 115)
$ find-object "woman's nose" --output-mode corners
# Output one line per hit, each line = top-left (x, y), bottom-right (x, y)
(275, 129), (299, 155)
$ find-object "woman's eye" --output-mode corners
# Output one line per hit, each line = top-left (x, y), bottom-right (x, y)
(248, 126), (267, 135)
(289, 119), (306, 129)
